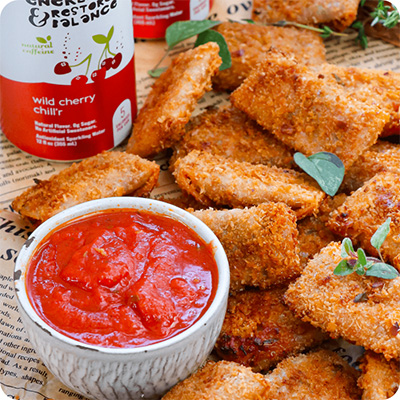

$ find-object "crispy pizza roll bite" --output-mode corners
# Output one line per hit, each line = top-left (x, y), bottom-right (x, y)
(314, 64), (400, 138)
(173, 150), (325, 219)
(171, 105), (295, 171)
(297, 194), (346, 268)
(328, 172), (400, 270)
(215, 288), (328, 372)
(358, 351), (400, 400)
(162, 360), (270, 400)
(264, 349), (362, 400)
(126, 42), (222, 158)
(230, 50), (389, 169)
(252, 0), (359, 32)
(284, 242), (400, 360)
(212, 22), (326, 91)
(12, 151), (159, 223)
(192, 203), (301, 291)
(341, 141), (400, 194)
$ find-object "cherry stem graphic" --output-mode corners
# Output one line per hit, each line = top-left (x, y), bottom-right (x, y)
(70, 53), (92, 76)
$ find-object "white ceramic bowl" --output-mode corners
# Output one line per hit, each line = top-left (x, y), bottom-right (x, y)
(14, 197), (230, 400)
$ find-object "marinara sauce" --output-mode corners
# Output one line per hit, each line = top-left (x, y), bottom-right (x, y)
(26, 209), (218, 348)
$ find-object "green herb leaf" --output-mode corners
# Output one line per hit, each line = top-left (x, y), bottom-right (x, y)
(355, 261), (366, 275)
(320, 26), (333, 38)
(293, 152), (345, 196)
(371, 218), (391, 251)
(352, 21), (368, 49)
(342, 238), (355, 257)
(195, 30), (232, 71)
(333, 259), (354, 276)
(365, 263), (399, 279)
(148, 67), (167, 78)
(93, 34), (108, 44)
(243, 19), (255, 24)
(165, 20), (222, 49)
(36, 37), (47, 44)
(357, 248), (367, 266)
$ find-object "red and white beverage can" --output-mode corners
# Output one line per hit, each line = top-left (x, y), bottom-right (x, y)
(0, 0), (137, 162)
(132, 0), (211, 39)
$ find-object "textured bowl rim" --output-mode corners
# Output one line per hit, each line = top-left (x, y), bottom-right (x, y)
(14, 197), (230, 355)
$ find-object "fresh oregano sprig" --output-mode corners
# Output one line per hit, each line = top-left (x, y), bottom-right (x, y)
(334, 218), (399, 280)
(148, 20), (231, 78)
(271, 20), (347, 38)
(293, 152), (345, 196)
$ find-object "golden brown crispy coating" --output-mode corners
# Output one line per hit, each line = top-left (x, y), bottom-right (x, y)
(328, 172), (400, 270)
(11, 151), (159, 223)
(284, 242), (400, 360)
(314, 63), (400, 138)
(171, 105), (295, 170)
(297, 194), (346, 268)
(252, 0), (359, 32)
(230, 50), (388, 169)
(264, 349), (362, 399)
(215, 288), (327, 372)
(162, 360), (270, 400)
(173, 150), (325, 219)
(192, 203), (301, 291)
(341, 141), (400, 194)
(297, 216), (338, 269)
(358, 351), (400, 400)
(213, 22), (326, 91)
(126, 43), (222, 158)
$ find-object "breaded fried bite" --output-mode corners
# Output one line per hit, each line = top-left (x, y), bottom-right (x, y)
(284, 242), (400, 360)
(265, 349), (362, 399)
(341, 141), (400, 194)
(162, 360), (270, 400)
(12, 151), (159, 223)
(215, 288), (327, 372)
(213, 22), (326, 90)
(192, 203), (301, 291)
(297, 195), (345, 268)
(173, 150), (325, 219)
(358, 351), (400, 400)
(126, 43), (222, 158)
(314, 63), (400, 137)
(252, 0), (359, 32)
(171, 105), (295, 170)
(328, 172), (400, 270)
(231, 50), (388, 169)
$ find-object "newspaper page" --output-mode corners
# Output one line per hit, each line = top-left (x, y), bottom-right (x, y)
(1, 0), (400, 398)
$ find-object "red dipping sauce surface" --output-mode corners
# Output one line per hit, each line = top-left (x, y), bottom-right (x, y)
(26, 209), (218, 348)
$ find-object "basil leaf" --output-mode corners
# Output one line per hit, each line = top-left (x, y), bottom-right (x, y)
(357, 248), (367, 266)
(293, 152), (345, 196)
(365, 263), (399, 279)
(333, 260), (354, 276)
(243, 19), (255, 24)
(195, 30), (232, 71)
(148, 67), (167, 78)
(371, 217), (391, 251)
(165, 20), (222, 49)
(341, 238), (354, 258)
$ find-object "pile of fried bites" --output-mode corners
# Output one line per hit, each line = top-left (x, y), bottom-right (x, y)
(12, 0), (400, 398)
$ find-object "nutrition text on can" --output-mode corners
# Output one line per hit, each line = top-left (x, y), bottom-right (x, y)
(0, 0), (137, 162)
